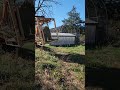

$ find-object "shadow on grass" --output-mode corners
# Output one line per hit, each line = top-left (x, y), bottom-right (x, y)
(2, 44), (34, 60)
(41, 46), (120, 89)
(55, 53), (85, 64)
(85, 66), (120, 90)
(85, 47), (120, 90)
(38, 45), (85, 64)
(37, 45), (120, 89)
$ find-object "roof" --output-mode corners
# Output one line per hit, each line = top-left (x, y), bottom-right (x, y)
(85, 18), (98, 24)
(35, 16), (54, 23)
(51, 33), (76, 37)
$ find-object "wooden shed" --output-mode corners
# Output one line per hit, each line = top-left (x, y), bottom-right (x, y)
(0, 0), (34, 47)
(85, 18), (98, 48)
(50, 33), (76, 46)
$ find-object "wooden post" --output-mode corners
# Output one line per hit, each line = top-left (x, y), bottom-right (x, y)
(7, 1), (21, 46)
(36, 17), (45, 46)
(16, 7), (25, 40)
(53, 19), (59, 40)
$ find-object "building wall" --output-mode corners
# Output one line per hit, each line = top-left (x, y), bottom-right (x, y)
(50, 36), (75, 46)
(86, 24), (96, 44)
(86, 0), (108, 47)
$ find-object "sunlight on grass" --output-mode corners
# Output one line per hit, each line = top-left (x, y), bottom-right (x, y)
(22, 42), (34, 51)
(35, 48), (85, 90)
(45, 44), (85, 55)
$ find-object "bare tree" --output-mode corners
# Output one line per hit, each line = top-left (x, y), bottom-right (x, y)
(35, 0), (60, 17)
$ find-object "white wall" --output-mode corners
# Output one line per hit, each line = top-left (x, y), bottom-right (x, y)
(50, 36), (75, 46)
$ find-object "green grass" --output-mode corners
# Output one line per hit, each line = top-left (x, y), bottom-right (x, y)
(45, 44), (85, 55)
(0, 44), (85, 89)
(35, 47), (85, 90)
(86, 46), (120, 68)
(22, 42), (34, 51)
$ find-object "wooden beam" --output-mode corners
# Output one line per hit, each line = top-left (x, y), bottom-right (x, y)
(16, 7), (25, 40)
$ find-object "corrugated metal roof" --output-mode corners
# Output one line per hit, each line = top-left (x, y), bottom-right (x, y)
(51, 33), (76, 37)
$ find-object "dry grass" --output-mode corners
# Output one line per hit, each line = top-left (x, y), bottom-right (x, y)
(35, 47), (85, 90)
(0, 52), (34, 89)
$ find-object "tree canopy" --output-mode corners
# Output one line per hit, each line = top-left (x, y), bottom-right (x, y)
(62, 6), (83, 33)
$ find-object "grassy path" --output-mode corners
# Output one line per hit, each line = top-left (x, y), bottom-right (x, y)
(35, 45), (85, 90)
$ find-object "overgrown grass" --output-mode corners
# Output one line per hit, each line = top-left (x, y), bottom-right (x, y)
(0, 52), (34, 89)
(86, 46), (120, 68)
(0, 44), (85, 89)
(35, 47), (85, 90)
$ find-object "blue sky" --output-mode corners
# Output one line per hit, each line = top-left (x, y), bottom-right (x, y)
(35, 0), (85, 28)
